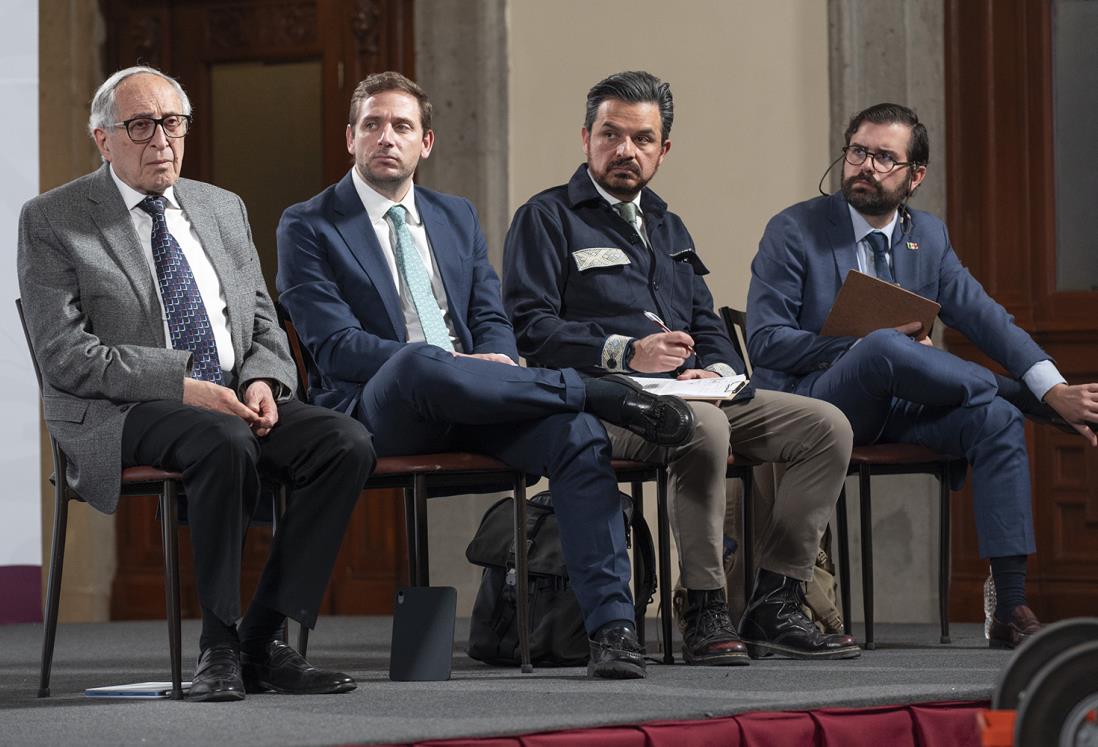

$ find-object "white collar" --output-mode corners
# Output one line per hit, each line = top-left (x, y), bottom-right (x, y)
(848, 203), (898, 246)
(587, 168), (642, 213)
(350, 167), (421, 226)
(109, 164), (180, 212)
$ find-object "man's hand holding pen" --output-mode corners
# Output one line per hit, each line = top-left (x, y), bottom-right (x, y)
(630, 330), (696, 373)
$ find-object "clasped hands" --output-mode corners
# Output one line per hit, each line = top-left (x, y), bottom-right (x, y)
(183, 378), (279, 437)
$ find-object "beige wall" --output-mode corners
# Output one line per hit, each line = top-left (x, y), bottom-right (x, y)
(507, 0), (831, 309)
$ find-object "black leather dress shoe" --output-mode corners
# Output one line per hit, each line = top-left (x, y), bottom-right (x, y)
(241, 639), (356, 694)
(187, 644), (246, 702)
(593, 374), (696, 447)
(588, 623), (646, 679)
(994, 374), (1096, 435)
(739, 572), (860, 660)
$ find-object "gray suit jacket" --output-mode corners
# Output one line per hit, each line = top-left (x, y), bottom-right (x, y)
(17, 164), (296, 512)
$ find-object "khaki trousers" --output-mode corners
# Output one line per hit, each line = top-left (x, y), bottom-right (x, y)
(603, 390), (852, 590)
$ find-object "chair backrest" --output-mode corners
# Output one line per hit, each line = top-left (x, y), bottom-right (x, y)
(274, 301), (312, 401)
(16, 297), (73, 495)
(719, 306), (753, 377)
(15, 299), (46, 390)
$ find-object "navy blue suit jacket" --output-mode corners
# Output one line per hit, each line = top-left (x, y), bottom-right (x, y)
(276, 172), (517, 413)
(746, 191), (1049, 395)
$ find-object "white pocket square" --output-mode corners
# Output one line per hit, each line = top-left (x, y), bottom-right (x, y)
(572, 247), (630, 271)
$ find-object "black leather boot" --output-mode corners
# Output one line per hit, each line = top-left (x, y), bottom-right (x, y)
(739, 570), (861, 660)
(679, 588), (749, 666)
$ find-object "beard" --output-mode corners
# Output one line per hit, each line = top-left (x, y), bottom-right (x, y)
(591, 158), (652, 200)
(841, 170), (912, 216)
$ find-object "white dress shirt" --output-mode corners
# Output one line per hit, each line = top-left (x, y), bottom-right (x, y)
(847, 204), (1064, 400)
(588, 169), (648, 246)
(349, 168), (459, 349)
(110, 165), (235, 374)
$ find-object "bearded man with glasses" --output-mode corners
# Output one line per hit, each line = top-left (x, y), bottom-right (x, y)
(746, 102), (1098, 649)
(17, 66), (375, 701)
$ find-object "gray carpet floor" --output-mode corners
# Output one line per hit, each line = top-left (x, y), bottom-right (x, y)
(0, 617), (1006, 746)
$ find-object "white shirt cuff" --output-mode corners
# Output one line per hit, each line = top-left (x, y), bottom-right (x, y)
(705, 362), (738, 378)
(1022, 360), (1066, 401)
(601, 335), (633, 372)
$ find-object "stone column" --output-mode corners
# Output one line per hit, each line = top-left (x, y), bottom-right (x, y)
(38, 0), (113, 622)
(828, 0), (947, 624)
(414, 0), (511, 614)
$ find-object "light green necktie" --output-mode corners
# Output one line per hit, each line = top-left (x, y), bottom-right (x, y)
(613, 201), (645, 245)
(386, 205), (455, 351)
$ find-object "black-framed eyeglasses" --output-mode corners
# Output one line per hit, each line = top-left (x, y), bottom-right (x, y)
(112, 114), (192, 144)
(842, 145), (915, 174)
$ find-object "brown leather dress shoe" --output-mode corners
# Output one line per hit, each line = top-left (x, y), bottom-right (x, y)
(989, 605), (1043, 649)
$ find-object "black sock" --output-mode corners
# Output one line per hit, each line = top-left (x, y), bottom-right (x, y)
(237, 601), (287, 656)
(582, 376), (628, 422)
(991, 555), (1027, 619)
(199, 606), (239, 653)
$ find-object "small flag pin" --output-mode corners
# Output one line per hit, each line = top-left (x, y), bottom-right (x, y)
(906, 241), (919, 251)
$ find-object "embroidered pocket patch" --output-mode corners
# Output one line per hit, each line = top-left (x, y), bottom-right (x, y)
(572, 247), (631, 271)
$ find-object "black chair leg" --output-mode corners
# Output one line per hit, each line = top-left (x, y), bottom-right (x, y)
(413, 475), (430, 586)
(938, 466), (951, 644)
(402, 487), (417, 586)
(161, 481), (184, 700)
(656, 467), (673, 664)
(741, 468), (755, 599)
(272, 484), (292, 646)
(858, 466), (875, 650)
(37, 485), (70, 698)
(513, 476), (533, 673)
(630, 480), (647, 646)
(835, 486), (853, 636)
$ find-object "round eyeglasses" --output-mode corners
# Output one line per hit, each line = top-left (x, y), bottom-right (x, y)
(112, 114), (192, 144)
(842, 145), (915, 174)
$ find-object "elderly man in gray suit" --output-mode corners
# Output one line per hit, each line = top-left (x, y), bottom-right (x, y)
(17, 66), (374, 702)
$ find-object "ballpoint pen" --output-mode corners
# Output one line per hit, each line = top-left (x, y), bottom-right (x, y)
(644, 311), (694, 355)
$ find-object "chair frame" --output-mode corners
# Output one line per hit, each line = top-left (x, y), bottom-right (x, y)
(719, 305), (953, 650)
(276, 304), (537, 671)
(18, 299), (186, 699)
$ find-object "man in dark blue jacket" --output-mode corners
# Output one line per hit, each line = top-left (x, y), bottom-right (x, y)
(503, 70), (859, 663)
(277, 72), (698, 679)
(747, 103), (1098, 649)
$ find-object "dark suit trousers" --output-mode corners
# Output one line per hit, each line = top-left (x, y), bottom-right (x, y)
(354, 343), (635, 635)
(121, 397), (374, 627)
(802, 328), (1036, 558)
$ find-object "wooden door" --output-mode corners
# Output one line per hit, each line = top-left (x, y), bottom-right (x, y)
(944, 0), (1098, 621)
(104, 0), (415, 619)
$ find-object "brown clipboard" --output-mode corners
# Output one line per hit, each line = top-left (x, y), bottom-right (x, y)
(820, 270), (941, 340)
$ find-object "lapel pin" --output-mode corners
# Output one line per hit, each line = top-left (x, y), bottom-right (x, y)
(906, 241), (919, 251)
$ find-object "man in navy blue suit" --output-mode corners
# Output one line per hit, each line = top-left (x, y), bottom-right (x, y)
(276, 72), (698, 679)
(747, 102), (1098, 648)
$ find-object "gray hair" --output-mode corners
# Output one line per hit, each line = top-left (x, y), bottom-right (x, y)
(87, 66), (192, 138)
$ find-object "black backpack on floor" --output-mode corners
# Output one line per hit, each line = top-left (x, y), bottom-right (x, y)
(465, 489), (656, 667)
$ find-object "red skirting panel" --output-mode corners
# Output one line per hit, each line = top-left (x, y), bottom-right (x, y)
(0, 565), (42, 624)
(379, 701), (987, 747)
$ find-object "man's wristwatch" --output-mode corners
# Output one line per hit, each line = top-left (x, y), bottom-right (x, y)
(622, 339), (636, 372)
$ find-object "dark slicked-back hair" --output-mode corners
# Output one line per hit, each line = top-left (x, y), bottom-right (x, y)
(843, 103), (929, 166)
(585, 70), (674, 142)
(349, 71), (432, 130)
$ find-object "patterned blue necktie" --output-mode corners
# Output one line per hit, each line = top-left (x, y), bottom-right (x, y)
(137, 195), (223, 384)
(386, 205), (455, 351)
(866, 231), (896, 284)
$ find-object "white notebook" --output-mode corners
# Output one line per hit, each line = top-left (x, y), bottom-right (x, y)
(628, 375), (748, 400)
(85, 681), (191, 698)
